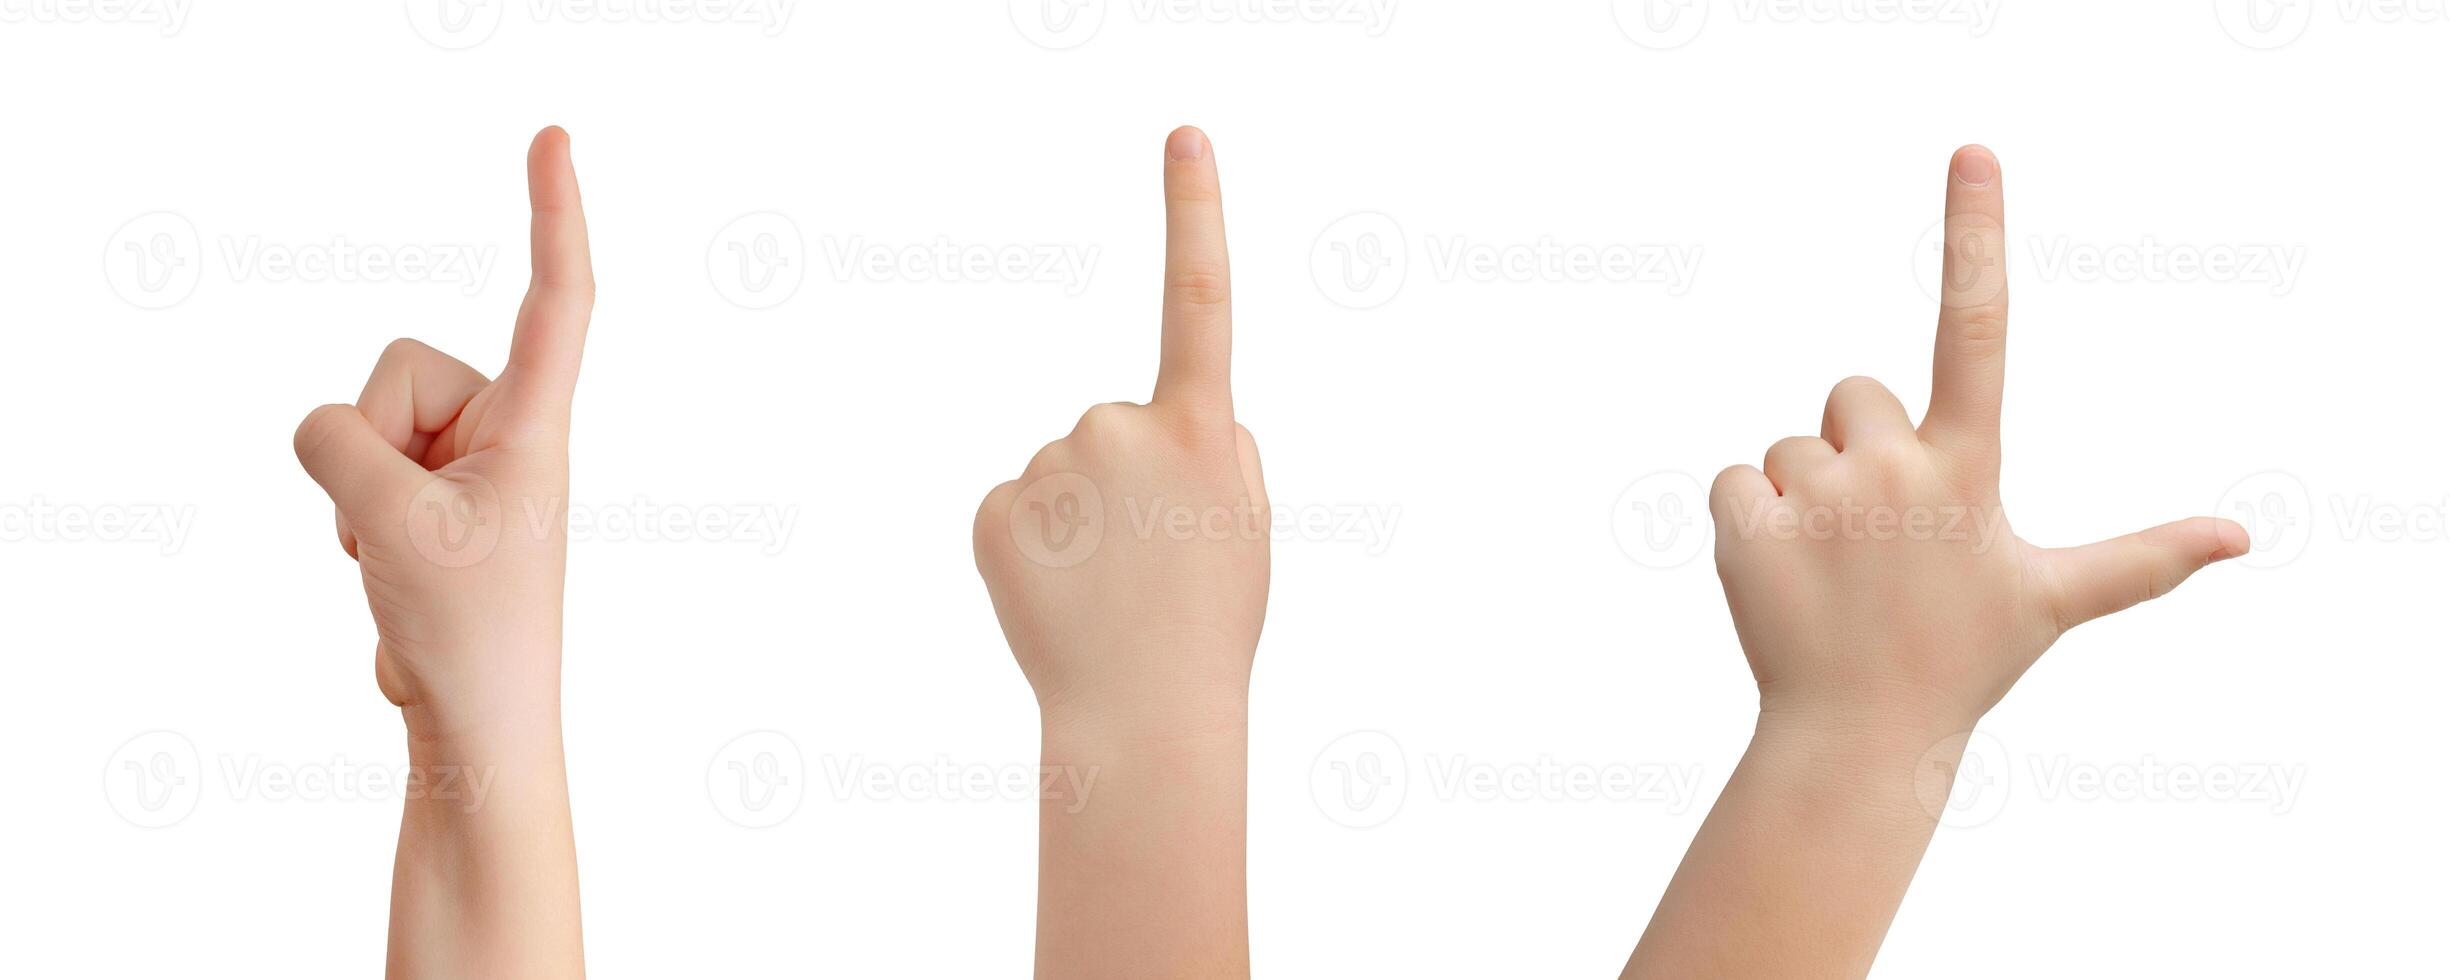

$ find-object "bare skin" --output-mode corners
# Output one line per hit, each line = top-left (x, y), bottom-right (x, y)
(1621, 146), (2247, 979)
(972, 126), (1267, 980)
(293, 127), (595, 980)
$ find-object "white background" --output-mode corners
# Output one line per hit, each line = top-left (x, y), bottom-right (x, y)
(2, 1), (2441, 976)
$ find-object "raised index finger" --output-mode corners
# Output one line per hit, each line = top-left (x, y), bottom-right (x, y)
(1151, 126), (1234, 427)
(504, 126), (596, 415)
(1920, 144), (2009, 467)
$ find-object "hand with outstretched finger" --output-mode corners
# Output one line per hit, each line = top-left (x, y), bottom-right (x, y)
(1707, 145), (2247, 737)
(293, 127), (594, 747)
(1625, 145), (2251, 980)
(973, 125), (1268, 724)
(971, 126), (1265, 980)
(292, 127), (594, 979)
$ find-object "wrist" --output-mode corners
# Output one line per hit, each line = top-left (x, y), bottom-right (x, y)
(1039, 678), (1248, 745)
(387, 646), (564, 750)
(1745, 703), (1981, 831)
(1755, 682), (1984, 753)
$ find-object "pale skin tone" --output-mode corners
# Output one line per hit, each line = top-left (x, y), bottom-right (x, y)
(972, 126), (1267, 980)
(1621, 146), (2247, 979)
(293, 127), (594, 980)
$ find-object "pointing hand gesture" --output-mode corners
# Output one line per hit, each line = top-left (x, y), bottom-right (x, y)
(1707, 145), (2248, 733)
(971, 126), (1266, 980)
(293, 127), (595, 742)
(1625, 145), (2251, 980)
(973, 125), (1269, 716)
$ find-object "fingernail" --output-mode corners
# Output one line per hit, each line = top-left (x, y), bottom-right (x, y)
(1952, 146), (1998, 187)
(1167, 127), (1207, 162)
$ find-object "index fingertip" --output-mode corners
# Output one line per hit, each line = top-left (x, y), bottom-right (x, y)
(1165, 125), (1210, 163)
(1951, 144), (1998, 187)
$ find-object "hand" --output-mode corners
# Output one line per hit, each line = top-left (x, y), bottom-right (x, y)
(293, 127), (595, 745)
(1707, 143), (2248, 741)
(970, 126), (1264, 980)
(1624, 145), (2250, 980)
(972, 125), (1268, 727)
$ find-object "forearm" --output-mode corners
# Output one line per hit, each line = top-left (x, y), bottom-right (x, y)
(388, 711), (584, 979)
(1624, 711), (1961, 980)
(1034, 695), (1250, 980)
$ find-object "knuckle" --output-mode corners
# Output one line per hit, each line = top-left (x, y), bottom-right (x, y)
(1167, 183), (1223, 207)
(1165, 269), (1232, 309)
(1948, 306), (2010, 345)
(1074, 401), (1133, 433)
(972, 482), (1024, 564)
(1023, 437), (1070, 475)
(292, 404), (350, 461)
